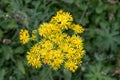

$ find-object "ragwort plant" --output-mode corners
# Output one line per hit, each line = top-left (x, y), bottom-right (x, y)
(19, 10), (85, 72)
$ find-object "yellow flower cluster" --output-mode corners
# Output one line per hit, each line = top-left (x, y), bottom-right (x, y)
(19, 10), (85, 72)
(19, 29), (30, 44)
(19, 29), (37, 44)
(50, 10), (73, 29)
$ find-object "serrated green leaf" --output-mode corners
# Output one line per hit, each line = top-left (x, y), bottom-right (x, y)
(85, 64), (115, 80)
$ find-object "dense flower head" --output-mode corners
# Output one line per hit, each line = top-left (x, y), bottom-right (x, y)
(71, 24), (85, 34)
(19, 10), (86, 72)
(50, 10), (73, 29)
(19, 29), (30, 44)
(26, 43), (41, 68)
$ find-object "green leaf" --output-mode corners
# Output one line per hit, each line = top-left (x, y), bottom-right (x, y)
(85, 64), (115, 80)
(95, 23), (120, 52)
(74, 0), (87, 10)
(96, 4), (104, 14)
(0, 69), (5, 80)
(64, 70), (72, 80)
(39, 66), (52, 80)
(2, 0), (10, 4)
(61, 0), (74, 4)
(0, 56), (4, 67)
(16, 60), (25, 74)
(5, 20), (18, 29)
(0, 29), (3, 40)
(25, 0), (31, 4)
(2, 46), (13, 60)
(14, 47), (24, 54)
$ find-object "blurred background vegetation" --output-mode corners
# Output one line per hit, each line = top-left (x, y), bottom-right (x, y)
(0, 0), (120, 80)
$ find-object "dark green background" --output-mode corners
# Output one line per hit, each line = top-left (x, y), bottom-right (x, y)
(0, 0), (120, 80)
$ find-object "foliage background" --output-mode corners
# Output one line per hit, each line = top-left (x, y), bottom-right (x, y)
(0, 0), (120, 80)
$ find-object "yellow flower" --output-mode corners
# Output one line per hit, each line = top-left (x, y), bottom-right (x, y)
(41, 39), (54, 50)
(42, 50), (64, 70)
(20, 10), (86, 72)
(65, 60), (78, 72)
(27, 52), (41, 68)
(50, 10), (73, 29)
(70, 35), (83, 46)
(71, 24), (85, 34)
(38, 23), (60, 38)
(19, 29), (30, 44)
(26, 43), (42, 68)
